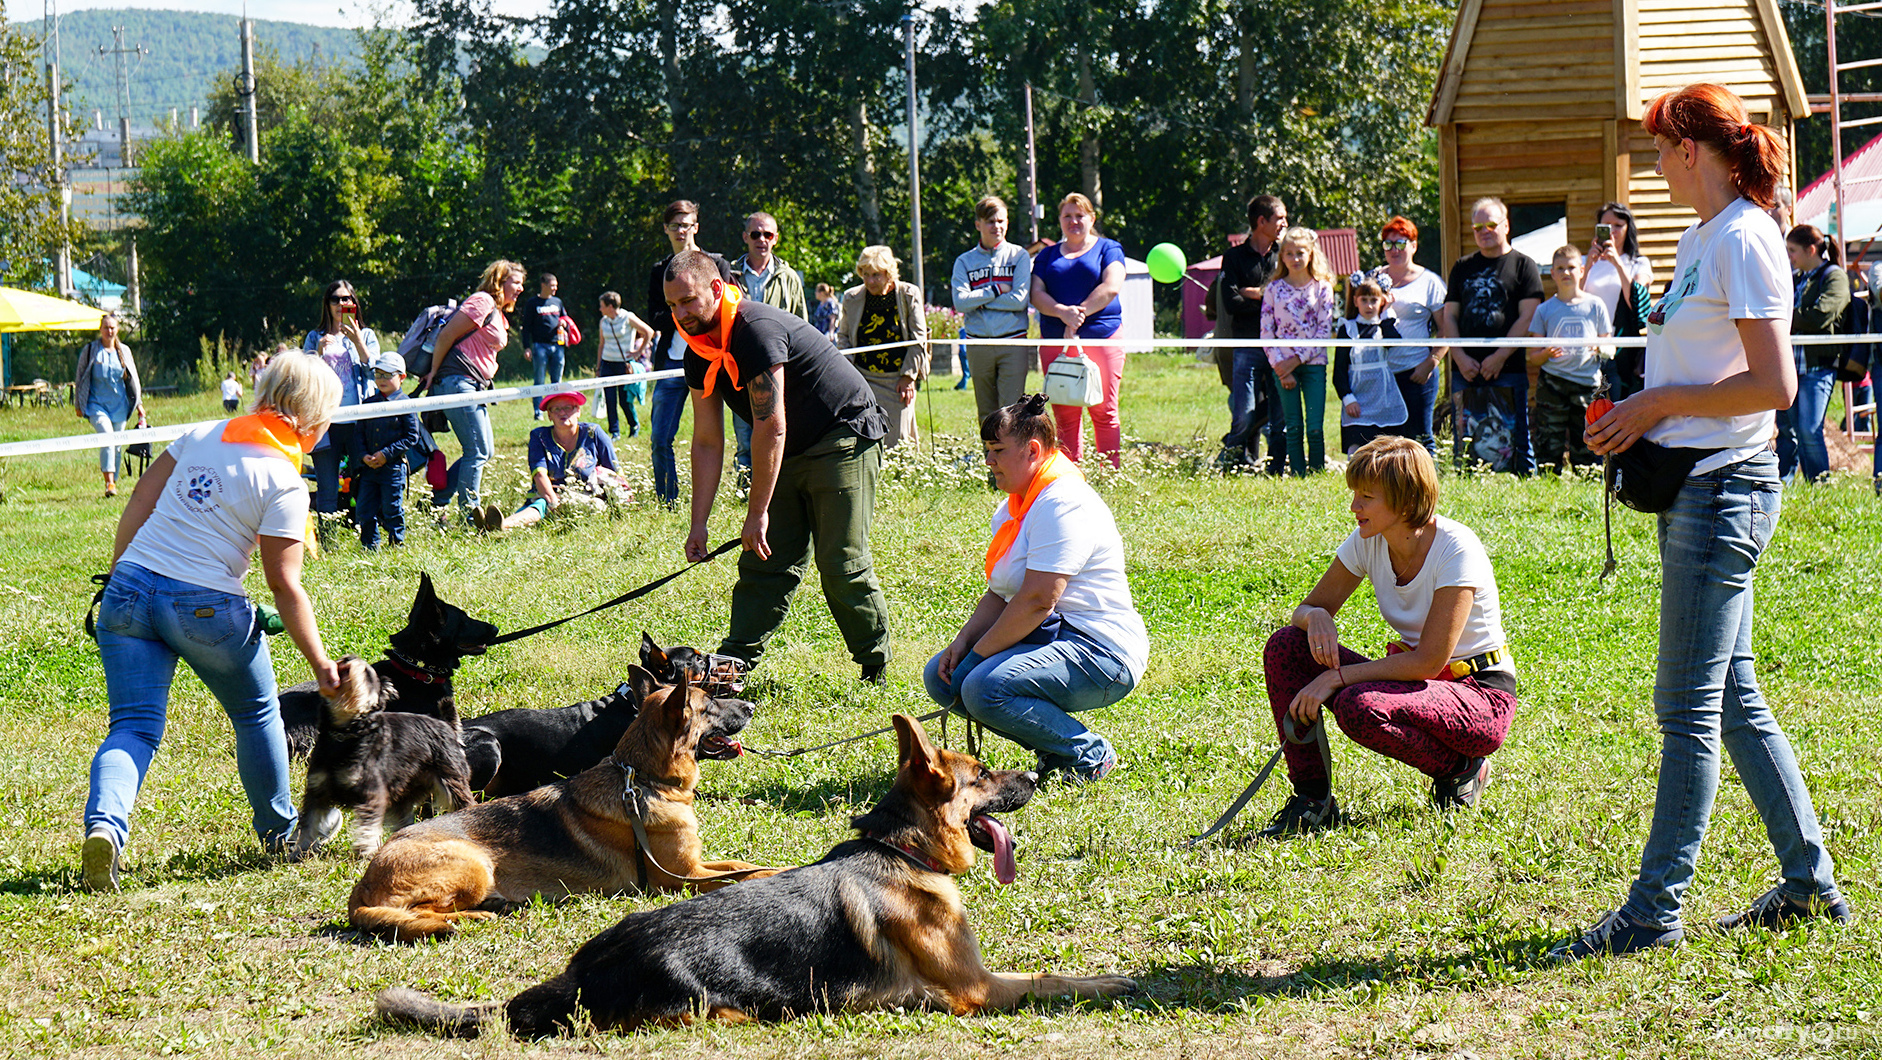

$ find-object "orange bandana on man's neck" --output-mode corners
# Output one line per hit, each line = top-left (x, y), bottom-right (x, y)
(677, 285), (743, 397)
(221, 410), (308, 466)
(984, 449), (1083, 581)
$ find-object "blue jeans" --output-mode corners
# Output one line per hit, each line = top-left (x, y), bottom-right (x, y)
(85, 403), (131, 475)
(922, 625), (1135, 774)
(309, 421), (362, 515)
(649, 376), (689, 505)
(1276, 363), (1327, 476)
(433, 374), (493, 517)
(1621, 451), (1840, 929)
(1221, 348), (1283, 472)
(733, 415), (753, 473)
(1776, 360), (1836, 483)
(529, 342), (566, 414)
(1393, 365), (1441, 457)
(597, 359), (639, 437)
(356, 466), (406, 548)
(87, 563), (297, 851)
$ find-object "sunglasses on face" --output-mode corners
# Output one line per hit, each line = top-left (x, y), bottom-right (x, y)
(328, 293), (357, 303)
(1472, 222), (1502, 232)
(746, 230), (778, 241)
(1382, 239), (1411, 250)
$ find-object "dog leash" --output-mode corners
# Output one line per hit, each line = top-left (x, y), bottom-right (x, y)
(613, 758), (782, 887)
(742, 705), (951, 758)
(489, 539), (741, 646)
(1186, 716), (1330, 847)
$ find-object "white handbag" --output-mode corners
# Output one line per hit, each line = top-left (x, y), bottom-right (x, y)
(1044, 343), (1103, 408)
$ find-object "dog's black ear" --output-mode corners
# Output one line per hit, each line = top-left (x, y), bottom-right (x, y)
(639, 632), (667, 671)
(411, 572), (440, 624)
(890, 713), (945, 786)
(627, 663), (661, 705)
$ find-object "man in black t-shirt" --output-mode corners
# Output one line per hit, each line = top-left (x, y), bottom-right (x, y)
(665, 250), (892, 682)
(1440, 197), (1544, 475)
(1215, 194), (1287, 473)
(518, 273), (568, 419)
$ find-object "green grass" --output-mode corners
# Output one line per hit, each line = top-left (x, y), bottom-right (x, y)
(1, 356), (1879, 1058)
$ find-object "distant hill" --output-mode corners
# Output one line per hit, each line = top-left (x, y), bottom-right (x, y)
(30, 9), (362, 127)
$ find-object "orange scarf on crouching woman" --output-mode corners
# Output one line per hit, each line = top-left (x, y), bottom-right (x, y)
(677, 286), (745, 398)
(983, 449), (1083, 581)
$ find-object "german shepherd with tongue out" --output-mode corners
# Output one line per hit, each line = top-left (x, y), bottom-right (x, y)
(376, 713), (1136, 1038)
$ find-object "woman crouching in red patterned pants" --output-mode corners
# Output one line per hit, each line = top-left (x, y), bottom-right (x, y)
(1258, 435), (1518, 839)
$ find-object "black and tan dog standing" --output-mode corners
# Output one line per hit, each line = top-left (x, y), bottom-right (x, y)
(279, 573), (497, 758)
(376, 713), (1136, 1037)
(348, 666), (768, 942)
(291, 658), (478, 860)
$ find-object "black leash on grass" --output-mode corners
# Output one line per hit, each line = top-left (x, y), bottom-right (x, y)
(1186, 717), (1330, 846)
(488, 539), (741, 645)
(743, 706), (952, 758)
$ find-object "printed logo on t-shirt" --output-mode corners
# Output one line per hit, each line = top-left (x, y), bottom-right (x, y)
(1647, 263), (1699, 334)
(179, 466), (224, 513)
(1463, 270), (1509, 334)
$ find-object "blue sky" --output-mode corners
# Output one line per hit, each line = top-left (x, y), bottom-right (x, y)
(55, 0), (550, 29)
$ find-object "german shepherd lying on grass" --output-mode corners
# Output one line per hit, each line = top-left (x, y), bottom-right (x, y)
(348, 666), (768, 942)
(375, 713), (1136, 1037)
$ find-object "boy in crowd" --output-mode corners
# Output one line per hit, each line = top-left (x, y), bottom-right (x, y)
(357, 352), (423, 548)
(220, 371), (244, 412)
(1527, 245), (1613, 474)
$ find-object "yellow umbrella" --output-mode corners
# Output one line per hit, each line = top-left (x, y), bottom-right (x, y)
(0, 286), (107, 333)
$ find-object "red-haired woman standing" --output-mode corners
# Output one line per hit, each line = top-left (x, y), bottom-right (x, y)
(1558, 84), (1849, 960)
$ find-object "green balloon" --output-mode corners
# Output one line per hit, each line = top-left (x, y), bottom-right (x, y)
(1146, 242), (1186, 284)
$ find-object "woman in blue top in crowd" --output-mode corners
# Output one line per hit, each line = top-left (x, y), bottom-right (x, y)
(474, 389), (624, 532)
(1030, 192), (1128, 468)
(74, 312), (144, 497)
(301, 279), (380, 518)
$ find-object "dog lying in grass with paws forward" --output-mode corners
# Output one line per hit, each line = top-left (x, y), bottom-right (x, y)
(375, 713), (1136, 1037)
(348, 665), (769, 942)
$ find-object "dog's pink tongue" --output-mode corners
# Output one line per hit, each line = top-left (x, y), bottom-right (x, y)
(976, 815), (1017, 885)
(723, 739), (742, 758)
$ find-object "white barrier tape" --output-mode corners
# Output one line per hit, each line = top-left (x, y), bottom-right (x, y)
(4, 332), (1871, 460)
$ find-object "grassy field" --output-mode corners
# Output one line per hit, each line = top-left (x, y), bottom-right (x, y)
(1, 356), (1879, 1058)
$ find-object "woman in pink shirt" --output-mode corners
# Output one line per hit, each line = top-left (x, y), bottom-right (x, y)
(420, 260), (525, 521)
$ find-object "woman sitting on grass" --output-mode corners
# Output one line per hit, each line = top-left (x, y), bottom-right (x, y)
(1258, 435), (1518, 838)
(474, 389), (626, 532)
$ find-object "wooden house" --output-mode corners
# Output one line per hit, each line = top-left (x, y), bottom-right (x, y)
(1426, 0), (1809, 281)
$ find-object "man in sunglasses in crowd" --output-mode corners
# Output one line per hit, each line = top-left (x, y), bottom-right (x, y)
(1439, 196), (1543, 475)
(727, 212), (810, 488)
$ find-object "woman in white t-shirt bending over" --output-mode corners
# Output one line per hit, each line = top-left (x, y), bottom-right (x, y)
(924, 394), (1148, 784)
(1259, 436), (1517, 839)
(1561, 83), (1847, 961)
(81, 355), (345, 893)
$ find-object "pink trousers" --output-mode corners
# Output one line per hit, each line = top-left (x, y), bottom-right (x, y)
(1041, 343), (1124, 468)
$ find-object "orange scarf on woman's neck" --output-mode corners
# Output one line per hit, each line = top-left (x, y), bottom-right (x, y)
(984, 449), (1083, 581)
(221, 410), (309, 465)
(677, 286), (744, 397)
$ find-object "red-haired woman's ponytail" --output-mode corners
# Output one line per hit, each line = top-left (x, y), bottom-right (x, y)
(1642, 83), (1787, 209)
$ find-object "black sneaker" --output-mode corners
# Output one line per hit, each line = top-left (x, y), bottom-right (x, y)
(1716, 886), (1852, 932)
(859, 664), (886, 685)
(1256, 793), (1340, 839)
(1432, 757), (1492, 810)
(1549, 908), (1683, 961)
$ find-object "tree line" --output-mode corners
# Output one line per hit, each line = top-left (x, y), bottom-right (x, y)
(89, 0), (1453, 376)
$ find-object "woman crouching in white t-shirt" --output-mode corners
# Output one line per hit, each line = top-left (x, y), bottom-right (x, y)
(924, 394), (1148, 784)
(81, 355), (346, 893)
(1259, 436), (1517, 838)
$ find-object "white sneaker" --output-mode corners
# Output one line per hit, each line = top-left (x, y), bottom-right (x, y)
(81, 828), (120, 893)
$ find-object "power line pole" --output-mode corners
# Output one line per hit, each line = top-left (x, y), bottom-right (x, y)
(98, 25), (145, 168)
(45, 0), (72, 297)
(1022, 81), (1039, 247)
(239, 15), (260, 163)
(902, 12), (925, 301)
